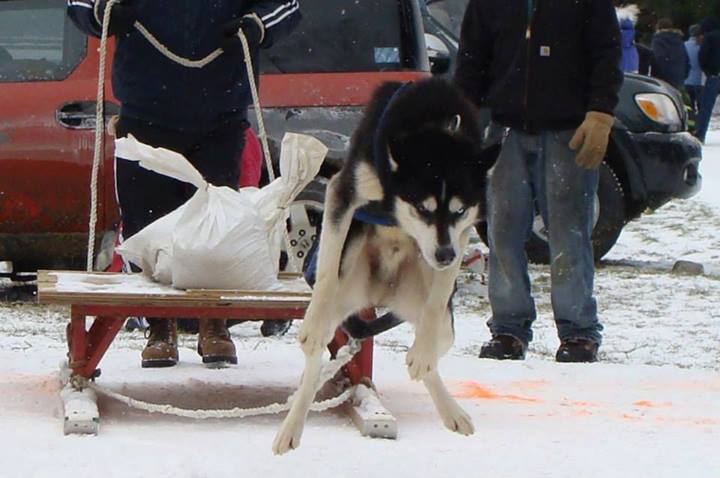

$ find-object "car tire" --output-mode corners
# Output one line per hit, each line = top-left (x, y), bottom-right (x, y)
(283, 179), (326, 271)
(476, 162), (626, 264)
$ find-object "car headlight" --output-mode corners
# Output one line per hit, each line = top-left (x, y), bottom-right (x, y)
(634, 93), (682, 128)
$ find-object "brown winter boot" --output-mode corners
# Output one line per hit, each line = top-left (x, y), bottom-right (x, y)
(141, 319), (178, 368)
(197, 319), (237, 366)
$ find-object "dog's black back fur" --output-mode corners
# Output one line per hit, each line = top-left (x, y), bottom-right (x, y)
(339, 78), (495, 217)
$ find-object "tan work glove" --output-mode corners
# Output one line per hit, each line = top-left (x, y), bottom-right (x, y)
(569, 111), (614, 169)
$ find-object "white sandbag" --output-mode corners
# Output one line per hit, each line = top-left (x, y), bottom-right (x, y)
(115, 133), (327, 290)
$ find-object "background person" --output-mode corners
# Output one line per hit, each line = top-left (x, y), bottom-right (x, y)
(68, 0), (301, 368)
(650, 18), (690, 90)
(616, 3), (640, 73)
(455, 0), (622, 363)
(685, 24), (705, 130)
(697, 14), (720, 143)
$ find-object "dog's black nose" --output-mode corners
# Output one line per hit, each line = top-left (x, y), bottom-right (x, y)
(435, 246), (456, 266)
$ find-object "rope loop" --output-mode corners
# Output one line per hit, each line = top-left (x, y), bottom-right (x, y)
(87, 340), (361, 418)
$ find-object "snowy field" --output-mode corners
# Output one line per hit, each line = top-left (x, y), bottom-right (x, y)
(1, 133), (719, 477)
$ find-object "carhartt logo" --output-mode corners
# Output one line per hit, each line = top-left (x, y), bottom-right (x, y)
(540, 46), (551, 57)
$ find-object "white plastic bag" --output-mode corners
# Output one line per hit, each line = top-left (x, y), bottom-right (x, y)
(115, 133), (327, 290)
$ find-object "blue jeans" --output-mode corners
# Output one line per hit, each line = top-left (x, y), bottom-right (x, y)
(486, 129), (603, 345)
(695, 76), (720, 142)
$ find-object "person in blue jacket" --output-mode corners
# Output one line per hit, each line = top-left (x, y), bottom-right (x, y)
(685, 24), (705, 120)
(68, 0), (301, 368)
(616, 3), (640, 73)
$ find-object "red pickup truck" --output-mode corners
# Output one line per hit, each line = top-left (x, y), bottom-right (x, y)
(0, 0), (431, 273)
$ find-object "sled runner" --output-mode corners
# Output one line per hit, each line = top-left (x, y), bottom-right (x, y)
(38, 270), (396, 438)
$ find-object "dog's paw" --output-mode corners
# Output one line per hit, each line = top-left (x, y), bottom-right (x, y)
(438, 401), (475, 436)
(272, 417), (306, 455)
(405, 342), (437, 381)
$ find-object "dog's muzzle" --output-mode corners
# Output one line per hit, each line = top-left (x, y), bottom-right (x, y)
(434, 246), (456, 268)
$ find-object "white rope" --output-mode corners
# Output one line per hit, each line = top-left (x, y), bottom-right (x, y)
(236, 30), (302, 272)
(90, 383), (355, 418)
(133, 22), (224, 68)
(86, 0), (121, 271)
(236, 31), (274, 183)
(88, 340), (361, 419)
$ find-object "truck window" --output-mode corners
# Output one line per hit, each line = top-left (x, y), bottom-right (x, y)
(0, 0), (86, 83)
(426, 0), (468, 38)
(260, 0), (424, 74)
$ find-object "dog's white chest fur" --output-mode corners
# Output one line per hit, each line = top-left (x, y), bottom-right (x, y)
(365, 226), (419, 283)
(338, 225), (424, 308)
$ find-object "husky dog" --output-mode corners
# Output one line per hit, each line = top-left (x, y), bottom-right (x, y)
(273, 79), (497, 454)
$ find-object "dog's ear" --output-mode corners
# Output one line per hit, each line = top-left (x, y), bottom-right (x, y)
(447, 114), (462, 135)
(447, 115), (462, 136)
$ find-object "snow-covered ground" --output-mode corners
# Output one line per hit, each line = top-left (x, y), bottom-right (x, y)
(1, 133), (719, 477)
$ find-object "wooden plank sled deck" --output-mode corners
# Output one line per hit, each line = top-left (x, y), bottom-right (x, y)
(38, 270), (397, 438)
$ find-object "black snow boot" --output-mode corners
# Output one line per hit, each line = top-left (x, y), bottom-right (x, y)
(555, 338), (599, 363)
(260, 320), (293, 337)
(478, 334), (527, 360)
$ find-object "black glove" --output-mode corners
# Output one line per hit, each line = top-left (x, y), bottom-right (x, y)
(221, 15), (265, 53)
(98, 0), (137, 37)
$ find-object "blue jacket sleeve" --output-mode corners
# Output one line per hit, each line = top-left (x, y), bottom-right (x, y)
(67, 0), (103, 38)
(245, 1), (301, 48)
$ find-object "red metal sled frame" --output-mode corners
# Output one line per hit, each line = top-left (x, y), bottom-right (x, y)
(67, 304), (375, 383)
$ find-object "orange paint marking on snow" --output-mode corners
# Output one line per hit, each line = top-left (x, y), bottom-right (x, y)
(563, 400), (601, 408)
(633, 400), (672, 408)
(508, 379), (550, 390)
(621, 413), (642, 421)
(455, 381), (541, 403)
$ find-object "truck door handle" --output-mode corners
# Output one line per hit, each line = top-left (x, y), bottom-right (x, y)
(56, 101), (120, 130)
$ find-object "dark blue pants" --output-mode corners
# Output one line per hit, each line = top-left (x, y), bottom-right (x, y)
(695, 76), (720, 142)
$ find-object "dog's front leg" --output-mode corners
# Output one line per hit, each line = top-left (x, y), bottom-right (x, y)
(410, 230), (474, 435)
(408, 270), (475, 436)
(272, 348), (323, 455)
(274, 165), (380, 455)
(299, 165), (378, 355)
(423, 367), (475, 436)
(405, 260), (463, 382)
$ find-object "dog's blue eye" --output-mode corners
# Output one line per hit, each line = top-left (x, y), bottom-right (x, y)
(453, 208), (466, 217)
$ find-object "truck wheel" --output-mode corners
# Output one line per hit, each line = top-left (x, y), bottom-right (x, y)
(476, 162), (626, 264)
(282, 179), (326, 271)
